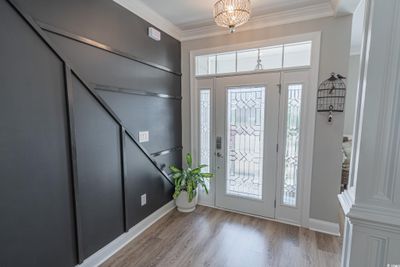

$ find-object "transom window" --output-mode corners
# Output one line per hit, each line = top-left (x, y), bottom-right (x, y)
(195, 41), (312, 76)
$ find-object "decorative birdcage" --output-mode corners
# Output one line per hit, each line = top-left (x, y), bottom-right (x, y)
(317, 73), (346, 122)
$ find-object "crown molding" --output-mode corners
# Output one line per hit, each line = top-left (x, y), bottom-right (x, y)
(181, 2), (334, 41)
(113, 1), (334, 42)
(331, 0), (361, 16)
(113, 0), (182, 40)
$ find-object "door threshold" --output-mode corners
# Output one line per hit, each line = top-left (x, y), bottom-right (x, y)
(198, 203), (301, 228)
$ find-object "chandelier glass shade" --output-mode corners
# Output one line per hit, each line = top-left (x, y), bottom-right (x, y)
(214, 0), (251, 33)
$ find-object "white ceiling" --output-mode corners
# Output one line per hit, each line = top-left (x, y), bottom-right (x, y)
(137, 0), (330, 30)
(115, 0), (360, 41)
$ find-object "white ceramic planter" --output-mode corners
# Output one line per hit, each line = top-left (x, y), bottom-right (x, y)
(175, 190), (198, 212)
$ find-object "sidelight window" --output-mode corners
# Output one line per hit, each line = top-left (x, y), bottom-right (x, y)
(282, 84), (303, 206)
(199, 89), (211, 190)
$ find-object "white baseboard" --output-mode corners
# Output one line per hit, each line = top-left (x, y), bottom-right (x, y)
(309, 218), (340, 236)
(77, 200), (176, 267)
(197, 200), (215, 207)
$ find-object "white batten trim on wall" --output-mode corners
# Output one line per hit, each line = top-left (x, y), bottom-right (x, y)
(309, 218), (340, 236)
(77, 201), (176, 267)
(113, 0), (182, 40)
(181, 3), (333, 41)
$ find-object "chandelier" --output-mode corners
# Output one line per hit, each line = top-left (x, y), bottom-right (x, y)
(214, 0), (251, 33)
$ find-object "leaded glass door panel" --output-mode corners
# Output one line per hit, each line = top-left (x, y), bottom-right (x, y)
(215, 73), (280, 218)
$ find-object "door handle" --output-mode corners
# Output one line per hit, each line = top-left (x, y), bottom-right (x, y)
(216, 152), (223, 158)
(216, 136), (222, 150)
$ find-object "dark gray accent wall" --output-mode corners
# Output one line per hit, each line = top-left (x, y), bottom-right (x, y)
(15, 0), (182, 170)
(14, 0), (181, 72)
(155, 151), (183, 174)
(97, 90), (181, 153)
(0, 1), (77, 266)
(45, 32), (181, 96)
(72, 75), (125, 258)
(125, 136), (174, 228)
(1, 0), (181, 266)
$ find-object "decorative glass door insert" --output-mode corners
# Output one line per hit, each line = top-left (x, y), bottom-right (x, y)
(282, 84), (302, 207)
(226, 87), (265, 200)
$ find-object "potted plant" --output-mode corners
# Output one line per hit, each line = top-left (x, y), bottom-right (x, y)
(169, 153), (213, 212)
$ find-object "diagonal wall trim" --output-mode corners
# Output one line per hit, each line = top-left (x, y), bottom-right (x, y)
(94, 84), (182, 100)
(151, 146), (183, 157)
(38, 21), (182, 76)
(6, 0), (174, 186)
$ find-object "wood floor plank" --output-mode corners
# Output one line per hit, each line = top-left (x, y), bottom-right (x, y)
(101, 206), (342, 267)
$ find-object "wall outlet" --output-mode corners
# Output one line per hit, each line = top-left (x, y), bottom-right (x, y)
(138, 131), (149, 143)
(141, 194), (147, 206)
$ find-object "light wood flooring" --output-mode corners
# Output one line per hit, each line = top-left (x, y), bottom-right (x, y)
(102, 206), (342, 267)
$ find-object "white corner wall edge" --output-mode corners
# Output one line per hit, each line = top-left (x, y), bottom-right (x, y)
(309, 218), (340, 236)
(331, 0), (361, 16)
(113, 0), (182, 40)
(76, 200), (176, 267)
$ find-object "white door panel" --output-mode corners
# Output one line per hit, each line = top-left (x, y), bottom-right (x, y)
(215, 73), (280, 218)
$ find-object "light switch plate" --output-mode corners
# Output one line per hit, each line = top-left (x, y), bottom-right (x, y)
(141, 194), (147, 206)
(148, 27), (161, 41)
(138, 131), (149, 143)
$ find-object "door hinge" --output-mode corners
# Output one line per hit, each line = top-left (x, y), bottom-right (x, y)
(276, 144), (279, 152)
(277, 84), (282, 94)
(274, 199), (276, 208)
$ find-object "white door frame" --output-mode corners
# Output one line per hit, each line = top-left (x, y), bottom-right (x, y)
(189, 32), (321, 227)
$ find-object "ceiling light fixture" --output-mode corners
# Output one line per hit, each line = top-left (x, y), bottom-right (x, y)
(213, 0), (251, 33)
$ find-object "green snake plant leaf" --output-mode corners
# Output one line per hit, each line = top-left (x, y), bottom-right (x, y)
(190, 167), (201, 174)
(186, 153), (192, 168)
(199, 180), (209, 194)
(169, 165), (181, 173)
(172, 173), (182, 179)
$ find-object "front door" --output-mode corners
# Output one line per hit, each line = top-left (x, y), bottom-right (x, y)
(214, 73), (280, 218)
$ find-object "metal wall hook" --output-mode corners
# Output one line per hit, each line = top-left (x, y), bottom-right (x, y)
(328, 105), (334, 123)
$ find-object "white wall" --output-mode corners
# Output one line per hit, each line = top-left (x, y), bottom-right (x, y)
(344, 0), (365, 137)
(181, 15), (352, 224)
(344, 54), (360, 136)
